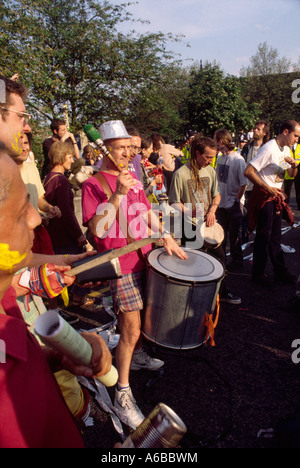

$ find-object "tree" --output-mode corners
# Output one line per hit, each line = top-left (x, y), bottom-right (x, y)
(240, 41), (292, 77)
(240, 42), (299, 133)
(186, 62), (258, 137)
(0, 0), (183, 131)
(126, 65), (189, 141)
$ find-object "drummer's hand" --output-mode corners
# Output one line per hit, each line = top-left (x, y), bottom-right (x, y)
(284, 155), (298, 168)
(53, 250), (98, 268)
(163, 236), (188, 259)
(51, 264), (76, 287)
(205, 211), (216, 227)
(75, 280), (102, 289)
(55, 251), (101, 288)
(115, 170), (137, 196)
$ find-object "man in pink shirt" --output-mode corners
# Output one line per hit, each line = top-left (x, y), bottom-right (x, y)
(82, 120), (187, 429)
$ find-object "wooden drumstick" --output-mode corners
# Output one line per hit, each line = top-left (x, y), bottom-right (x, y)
(106, 150), (124, 172)
(103, 149), (136, 180)
(103, 145), (140, 183)
(65, 237), (162, 277)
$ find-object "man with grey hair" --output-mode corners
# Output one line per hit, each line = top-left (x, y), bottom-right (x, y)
(82, 120), (188, 429)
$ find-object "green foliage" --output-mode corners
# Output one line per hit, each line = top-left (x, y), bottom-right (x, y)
(186, 62), (259, 137)
(125, 66), (189, 141)
(240, 42), (299, 134)
(0, 0), (182, 131)
(240, 41), (292, 77)
(0, 3), (298, 148)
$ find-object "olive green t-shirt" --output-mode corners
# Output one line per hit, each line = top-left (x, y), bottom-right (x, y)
(168, 163), (219, 214)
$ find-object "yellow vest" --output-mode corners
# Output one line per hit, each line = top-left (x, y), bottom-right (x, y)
(181, 145), (191, 164)
(285, 144), (300, 180)
(211, 152), (222, 169)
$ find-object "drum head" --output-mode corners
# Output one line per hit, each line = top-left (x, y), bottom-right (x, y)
(147, 247), (224, 282)
(201, 222), (224, 247)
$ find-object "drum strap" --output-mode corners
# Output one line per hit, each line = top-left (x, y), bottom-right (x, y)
(205, 296), (220, 347)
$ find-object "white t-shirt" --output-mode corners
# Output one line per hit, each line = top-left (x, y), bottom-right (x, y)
(20, 161), (45, 211)
(250, 139), (291, 189)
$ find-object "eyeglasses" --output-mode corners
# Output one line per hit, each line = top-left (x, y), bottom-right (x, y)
(130, 145), (141, 153)
(0, 107), (32, 125)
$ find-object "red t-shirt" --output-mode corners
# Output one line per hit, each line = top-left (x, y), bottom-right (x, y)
(0, 287), (84, 448)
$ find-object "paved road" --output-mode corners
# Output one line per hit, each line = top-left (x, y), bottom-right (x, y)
(71, 189), (300, 449)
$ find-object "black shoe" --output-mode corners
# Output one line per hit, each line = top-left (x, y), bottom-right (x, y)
(252, 274), (273, 287)
(220, 292), (241, 304)
(242, 235), (249, 244)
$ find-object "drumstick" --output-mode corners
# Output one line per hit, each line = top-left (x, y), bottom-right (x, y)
(107, 151), (125, 172)
(85, 127), (126, 172)
(99, 143), (140, 184)
(65, 237), (161, 277)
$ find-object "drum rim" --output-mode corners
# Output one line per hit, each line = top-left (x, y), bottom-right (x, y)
(147, 247), (225, 283)
(147, 266), (222, 284)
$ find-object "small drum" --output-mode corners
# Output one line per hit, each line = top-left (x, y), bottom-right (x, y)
(142, 248), (225, 350)
(72, 249), (122, 284)
(202, 222), (224, 249)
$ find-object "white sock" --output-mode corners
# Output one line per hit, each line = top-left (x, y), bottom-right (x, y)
(117, 383), (130, 391)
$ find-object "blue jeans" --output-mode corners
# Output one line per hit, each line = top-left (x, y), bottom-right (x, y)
(217, 201), (244, 265)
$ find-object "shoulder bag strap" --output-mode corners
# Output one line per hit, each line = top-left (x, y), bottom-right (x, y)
(43, 172), (62, 189)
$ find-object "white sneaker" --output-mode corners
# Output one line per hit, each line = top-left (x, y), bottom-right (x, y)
(130, 349), (165, 371)
(114, 387), (145, 429)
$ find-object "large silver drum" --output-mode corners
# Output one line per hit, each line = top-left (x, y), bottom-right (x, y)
(142, 248), (225, 350)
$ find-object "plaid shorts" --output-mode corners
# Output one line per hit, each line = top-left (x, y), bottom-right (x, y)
(110, 270), (146, 313)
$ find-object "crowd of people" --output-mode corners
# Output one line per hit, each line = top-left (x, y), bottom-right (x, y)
(0, 72), (299, 448)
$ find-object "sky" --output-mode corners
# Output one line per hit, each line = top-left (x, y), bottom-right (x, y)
(112, 0), (300, 76)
